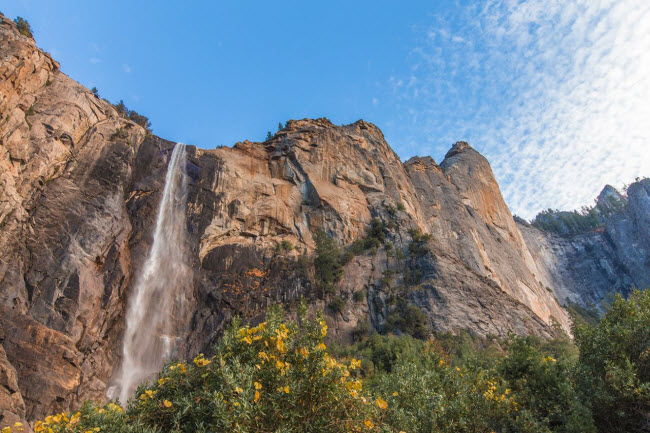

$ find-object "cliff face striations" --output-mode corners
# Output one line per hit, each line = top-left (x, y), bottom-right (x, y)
(0, 14), (647, 427)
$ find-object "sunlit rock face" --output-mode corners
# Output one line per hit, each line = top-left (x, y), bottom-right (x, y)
(0, 13), (646, 426)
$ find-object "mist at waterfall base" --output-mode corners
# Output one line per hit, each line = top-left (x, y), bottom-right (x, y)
(108, 143), (192, 404)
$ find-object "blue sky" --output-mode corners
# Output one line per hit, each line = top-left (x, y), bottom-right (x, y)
(4, 1), (650, 219)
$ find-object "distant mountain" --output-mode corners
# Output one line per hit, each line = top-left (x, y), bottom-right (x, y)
(521, 180), (650, 312)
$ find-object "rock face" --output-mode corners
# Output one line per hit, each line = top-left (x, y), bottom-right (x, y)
(0, 14), (643, 426)
(520, 180), (650, 311)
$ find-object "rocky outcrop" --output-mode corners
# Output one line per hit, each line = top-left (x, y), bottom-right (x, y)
(0, 13), (145, 424)
(520, 180), (650, 311)
(3, 13), (643, 427)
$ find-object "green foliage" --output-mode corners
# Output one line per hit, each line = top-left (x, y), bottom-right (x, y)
(352, 288), (366, 303)
(91, 87), (99, 97)
(348, 218), (387, 256)
(313, 229), (345, 296)
(367, 218), (386, 245)
(26, 292), (650, 433)
(14, 16), (33, 38)
(566, 300), (601, 327)
(370, 345), (545, 433)
(111, 127), (129, 142)
(498, 336), (595, 433)
(396, 202), (406, 211)
(352, 320), (371, 342)
(328, 295), (346, 314)
(275, 239), (293, 253)
(407, 228), (432, 257)
(385, 300), (428, 339)
(574, 290), (650, 433)
(265, 131), (274, 140)
(531, 193), (625, 236)
(333, 333), (428, 375)
(113, 100), (152, 132)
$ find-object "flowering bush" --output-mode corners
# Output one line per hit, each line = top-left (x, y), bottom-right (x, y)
(368, 344), (544, 433)
(12, 309), (387, 433)
(132, 309), (384, 432)
(575, 290), (650, 432)
(12, 291), (650, 433)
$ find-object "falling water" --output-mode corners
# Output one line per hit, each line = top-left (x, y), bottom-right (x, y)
(110, 143), (192, 404)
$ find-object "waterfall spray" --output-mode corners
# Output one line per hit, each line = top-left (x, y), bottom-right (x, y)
(111, 143), (192, 404)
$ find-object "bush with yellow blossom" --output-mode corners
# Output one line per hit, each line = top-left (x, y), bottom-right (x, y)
(131, 307), (385, 432)
(367, 340), (546, 433)
(15, 307), (387, 433)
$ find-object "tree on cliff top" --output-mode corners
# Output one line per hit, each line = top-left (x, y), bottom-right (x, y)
(14, 17), (33, 39)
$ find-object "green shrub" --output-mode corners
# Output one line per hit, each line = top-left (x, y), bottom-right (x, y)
(14, 17), (33, 38)
(313, 229), (344, 297)
(110, 128), (129, 142)
(499, 336), (595, 433)
(328, 295), (346, 315)
(407, 228), (432, 257)
(353, 289), (366, 303)
(355, 333), (427, 374)
(276, 240), (293, 252)
(370, 344), (544, 433)
(113, 100), (152, 132)
(385, 301), (428, 339)
(352, 320), (371, 342)
(574, 290), (650, 432)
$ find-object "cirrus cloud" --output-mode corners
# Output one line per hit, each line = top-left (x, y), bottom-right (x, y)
(385, 0), (650, 219)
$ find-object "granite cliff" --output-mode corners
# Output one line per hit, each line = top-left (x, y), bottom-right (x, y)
(0, 14), (648, 427)
(520, 180), (650, 313)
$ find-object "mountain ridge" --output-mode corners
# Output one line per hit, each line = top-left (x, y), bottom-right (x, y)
(1, 14), (650, 427)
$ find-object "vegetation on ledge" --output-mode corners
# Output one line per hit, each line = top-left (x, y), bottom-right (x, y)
(6, 291), (649, 433)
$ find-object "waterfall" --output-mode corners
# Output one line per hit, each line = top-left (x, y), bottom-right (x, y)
(109, 143), (192, 404)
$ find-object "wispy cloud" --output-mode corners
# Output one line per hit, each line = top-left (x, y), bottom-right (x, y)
(385, 0), (650, 219)
(89, 57), (101, 64)
(122, 63), (132, 73)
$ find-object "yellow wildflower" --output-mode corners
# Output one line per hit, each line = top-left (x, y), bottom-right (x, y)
(193, 354), (212, 367)
(254, 381), (262, 390)
(349, 358), (361, 370)
(69, 411), (81, 424)
(375, 397), (388, 410)
(163, 400), (172, 408)
(235, 387), (244, 394)
(364, 419), (374, 429)
(254, 390), (260, 402)
(316, 343), (326, 351)
(393, 391), (399, 397)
